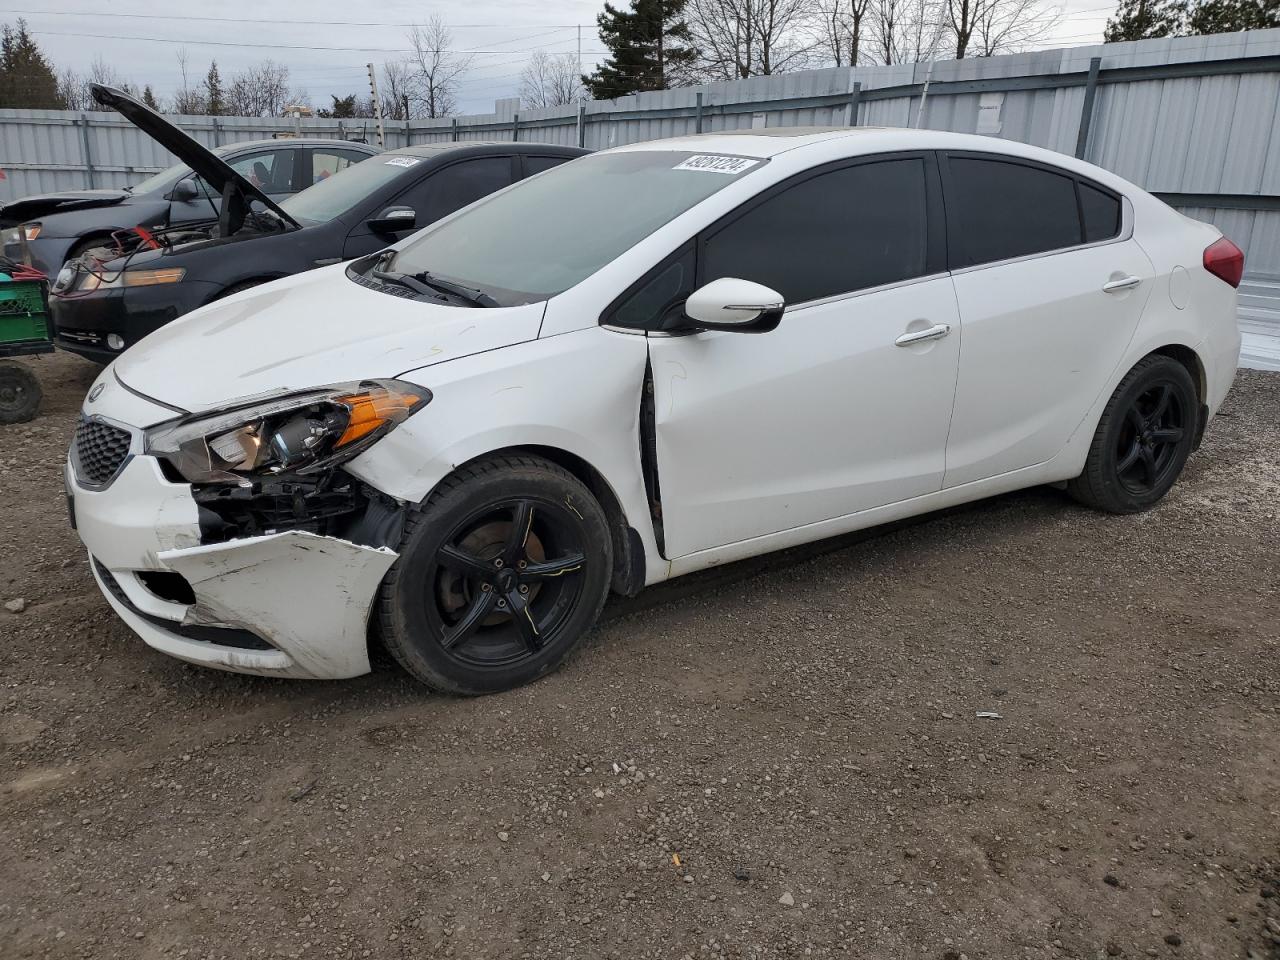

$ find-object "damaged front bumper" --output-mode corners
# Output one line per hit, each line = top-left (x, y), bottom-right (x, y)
(68, 453), (398, 680)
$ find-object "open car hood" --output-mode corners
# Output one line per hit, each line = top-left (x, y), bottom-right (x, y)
(0, 189), (131, 223)
(112, 266), (544, 413)
(90, 84), (300, 233)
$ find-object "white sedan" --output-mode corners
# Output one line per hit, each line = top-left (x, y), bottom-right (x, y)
(66, 128), (1243, 694)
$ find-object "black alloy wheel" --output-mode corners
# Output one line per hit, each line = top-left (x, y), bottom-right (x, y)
(1068, 354), (1199, 514)
(379, 454), (613, 694)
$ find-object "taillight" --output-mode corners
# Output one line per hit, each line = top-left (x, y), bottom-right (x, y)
(1203, 236), (1244, 288)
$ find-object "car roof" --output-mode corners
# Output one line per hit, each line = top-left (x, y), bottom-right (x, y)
(220, 138), (379, 152)
(382, 142), (589, 160)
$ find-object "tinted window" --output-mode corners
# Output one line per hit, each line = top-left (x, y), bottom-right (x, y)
(1080, 182), (1122, 243)
(416, 157), (514, 222)
(702, 159), (928, 304)
(611, 247), (695, 329)
(525, 154), (572, 176)
(228, 149), (297, 193)
(947, 157), (1080, 266)
(310, 149), (366, 185)
(281, 152), (425, 222)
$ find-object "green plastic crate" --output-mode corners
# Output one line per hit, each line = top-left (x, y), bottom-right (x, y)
(0, 279), (50, 346)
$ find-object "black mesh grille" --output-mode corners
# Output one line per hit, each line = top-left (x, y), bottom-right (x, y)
(72, 417), (131, 486)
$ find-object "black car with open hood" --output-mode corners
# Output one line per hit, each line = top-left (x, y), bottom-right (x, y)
(50, 89), (588, 362)
(1, 86), (376, 276)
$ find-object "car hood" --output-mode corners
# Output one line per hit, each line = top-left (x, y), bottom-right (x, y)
(112, 266), (546, 413)
(0, 189), (132, 223)
(91, 84), (299, 232)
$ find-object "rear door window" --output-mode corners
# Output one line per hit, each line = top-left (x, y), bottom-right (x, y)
(701, 158), (930, 304)
(524, 154), (574, 177)
(408, 157), (515, 224)
(944, 156), (1082, 267)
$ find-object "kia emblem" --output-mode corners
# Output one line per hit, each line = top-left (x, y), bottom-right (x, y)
(87, 384), (104, 403)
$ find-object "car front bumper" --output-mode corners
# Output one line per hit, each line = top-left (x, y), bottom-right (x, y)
(67, 446), (397, 681)
(51, 279), (219, 363)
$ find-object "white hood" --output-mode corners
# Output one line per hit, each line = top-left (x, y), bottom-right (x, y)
(113, 266), (545, 412)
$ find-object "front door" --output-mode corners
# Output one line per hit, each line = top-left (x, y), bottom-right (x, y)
(647, 154), (962, 559)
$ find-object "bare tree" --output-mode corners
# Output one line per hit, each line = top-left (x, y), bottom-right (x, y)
(226, 59), (294, 116)
(519, 51), (584, 108)
(407, 15), (472, 118)
(379, 59), (416, 119)
(813, 0), (872, 65)
(172, 47), (205, 114)
(57, 67), (88, 110)
(688, 0), (816, 80)
(970, 0), (1058, 56)
(867, 0), (947, 64)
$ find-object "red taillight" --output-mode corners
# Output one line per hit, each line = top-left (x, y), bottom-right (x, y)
(1203, 236), (1244, 288)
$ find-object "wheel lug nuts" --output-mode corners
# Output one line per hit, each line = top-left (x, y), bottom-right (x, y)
(481, 583), (492, 592)
(497, 599), (507, 608)
(519, 585), (529, 594)
(517, 560), (527, 569)
(494, 559), (504, 568)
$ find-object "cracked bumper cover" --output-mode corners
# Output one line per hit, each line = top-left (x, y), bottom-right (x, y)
(69, 456), (397, 680)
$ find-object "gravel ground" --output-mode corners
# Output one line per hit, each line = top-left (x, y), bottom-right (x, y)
(1, 350), (1277, 960)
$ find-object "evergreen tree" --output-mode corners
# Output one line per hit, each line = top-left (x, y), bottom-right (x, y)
(583, 0), (698, 100)
(0, 18), (64, 108)
(142, 85), (159, 109)
(1103, 0), (1187, 40)
(1187, 0), (1278, 33)
(204, 61), (224, 115)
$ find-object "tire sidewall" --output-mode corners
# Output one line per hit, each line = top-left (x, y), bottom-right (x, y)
(382, 462), (613, 695)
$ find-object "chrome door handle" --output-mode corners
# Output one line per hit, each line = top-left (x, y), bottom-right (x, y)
(1103, 275), (1142, 293)
(895, 323), (952, 346)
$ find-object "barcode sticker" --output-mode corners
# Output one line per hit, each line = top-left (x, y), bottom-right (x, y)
(672, 155), (760, 175)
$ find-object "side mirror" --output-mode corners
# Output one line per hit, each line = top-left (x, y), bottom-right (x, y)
(367, 206), (417, 235)
(170, 178), (199, 202)
(683, 277), (785, 333)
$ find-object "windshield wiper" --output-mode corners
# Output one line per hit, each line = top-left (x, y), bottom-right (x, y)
(371, 268), (449, 301)
(408, 270), (499, 308)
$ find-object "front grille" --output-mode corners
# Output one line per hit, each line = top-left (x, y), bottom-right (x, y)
(72, 417), (132, 486)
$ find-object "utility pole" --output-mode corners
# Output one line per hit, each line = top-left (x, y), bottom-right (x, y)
(367, 62), (385, 148)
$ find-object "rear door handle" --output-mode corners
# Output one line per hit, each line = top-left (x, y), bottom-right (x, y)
(1103, 275), (1142, 293)
(895, 323), (952, 347)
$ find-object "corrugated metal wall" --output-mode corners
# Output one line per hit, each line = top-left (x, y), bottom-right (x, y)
(2, 28), (1279, 283)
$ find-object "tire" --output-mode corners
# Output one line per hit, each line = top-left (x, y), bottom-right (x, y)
(378, 454), (613, 695)
(0, 360), (42, 424)
(1067, 355), (1198, 514)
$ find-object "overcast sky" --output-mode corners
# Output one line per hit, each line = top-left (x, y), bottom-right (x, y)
(5, 0), (1116, 115)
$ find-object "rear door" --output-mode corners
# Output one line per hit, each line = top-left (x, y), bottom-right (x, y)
(939, 153), (1154, 487)
(646, 153), (961, 559)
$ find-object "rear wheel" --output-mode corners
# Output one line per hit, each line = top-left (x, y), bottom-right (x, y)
(378, 454), (613, 695)
(1068, 355), (1198, 514)
(0, 360), (42, 424)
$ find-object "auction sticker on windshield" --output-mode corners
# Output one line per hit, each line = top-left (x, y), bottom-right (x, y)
(672, 155), (760, 175)
(385, 157), (421, 167)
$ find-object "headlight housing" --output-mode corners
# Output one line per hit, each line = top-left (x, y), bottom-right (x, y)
(1, 222), (41, 246)
(78, 266), (185, 291)
(145, 380), (431, 484)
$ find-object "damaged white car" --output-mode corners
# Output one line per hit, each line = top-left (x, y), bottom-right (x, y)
(68, 128), (1242, 694)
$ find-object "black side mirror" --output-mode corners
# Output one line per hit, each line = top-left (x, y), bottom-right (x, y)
(170, 178), (199, 202)
(367, 206), (416, 236)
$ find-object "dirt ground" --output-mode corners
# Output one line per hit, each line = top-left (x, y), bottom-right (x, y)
(0, 350), (1277, 960)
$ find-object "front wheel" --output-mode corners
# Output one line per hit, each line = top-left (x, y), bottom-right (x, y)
(378, 454), (613, 695)
(1068, 355), (1199, 514)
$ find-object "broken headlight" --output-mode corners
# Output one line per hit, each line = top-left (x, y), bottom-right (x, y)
(145, 380), (431, 484)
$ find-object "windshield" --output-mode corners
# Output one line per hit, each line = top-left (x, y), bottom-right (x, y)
(281, 152), (423, 222)
(387, 150), (765, 305)
(127, 142), (237, 196)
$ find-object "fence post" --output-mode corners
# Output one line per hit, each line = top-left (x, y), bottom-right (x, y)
(212, 118), (222, 147)
(76, 113), (96, 189)
(451, 117), (459, 142)
(1075, 56), (1102, 160)
(695, 92), (704, 134)
(512, 113), (521, 142)
(848, 81), (862, 126)
(577, 104), (587, 148)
